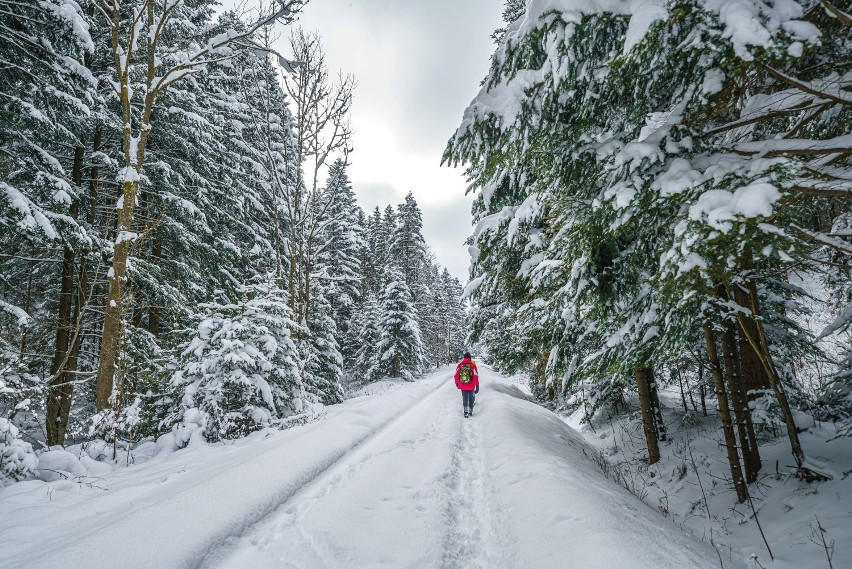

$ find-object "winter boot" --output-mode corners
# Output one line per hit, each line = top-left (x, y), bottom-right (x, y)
(464, 407), (469, 418)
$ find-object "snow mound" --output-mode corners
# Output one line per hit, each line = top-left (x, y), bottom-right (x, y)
(35, 449), (88, 482)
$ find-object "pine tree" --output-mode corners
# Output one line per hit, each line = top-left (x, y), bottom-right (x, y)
(378, 204), (398, 272)
(351, 294), (382, 384)
(171, 278), (305, 442)
(303, 281), (344, 405)
(441, 268), (467, 364)
(314, 159), (363, 360)
(389, 192), (428, 294)
(377, 267), (423, 381)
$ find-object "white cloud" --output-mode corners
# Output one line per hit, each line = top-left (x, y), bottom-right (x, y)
(221, 0), (503, 281)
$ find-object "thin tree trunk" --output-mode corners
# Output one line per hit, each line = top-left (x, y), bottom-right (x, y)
(736, 311), (819, 478)
(46, 144), (85, 446)
(148, 238), (161, 336)
(676, 366), (689, 413)
(699, 365), (707, 416)
(18, 260), (34, 361)
(304, 249), (312, 327)
(635, 366), (660, 464)
(704, 321), (749, 503)
(721, 321), (762, 483)
(735, 248), (771, 399)
(648, 369), (667, 442)
(685, 368), (698, 412)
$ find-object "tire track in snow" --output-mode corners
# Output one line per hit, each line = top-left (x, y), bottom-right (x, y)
(203, 375), (455, 568)
(244, 395), (452, 568)
(440, 407), (517, 569)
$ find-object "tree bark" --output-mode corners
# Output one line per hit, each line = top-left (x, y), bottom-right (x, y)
(648, 369), (667, 442)
(721, 321), (762, 483)
(635, 366), (660, 464)
(735, 248), (771, 399)
(704, 321), (749, 502)
(46, 144), (85, 446)
(148, 238), (161, 336)
(95, 179), (137, 410)
(736, 311), (817, 477)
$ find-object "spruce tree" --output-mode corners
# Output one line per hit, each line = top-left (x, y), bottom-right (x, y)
(377, 267), (423, 380)
(303, 280), (345, 405)
(351, 294), (382, 384)
(171, 277), (305, 442)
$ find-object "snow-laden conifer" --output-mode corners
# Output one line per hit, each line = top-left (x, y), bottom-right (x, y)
(171, 278), (306, 442)
(314, 159), (363, 359)
(303, 281), (345, 405)
(376, 268), (424, 381)
(351, 294), (382, 384)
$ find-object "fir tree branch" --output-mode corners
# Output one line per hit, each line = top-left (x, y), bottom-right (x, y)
(821, 0), (852, 26)
(759, 62), (852, 107)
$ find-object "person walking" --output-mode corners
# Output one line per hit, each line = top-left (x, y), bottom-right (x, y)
(454, 352), (479, 418)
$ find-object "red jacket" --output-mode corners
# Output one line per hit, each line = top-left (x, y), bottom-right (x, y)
(454, 358), (479, 391)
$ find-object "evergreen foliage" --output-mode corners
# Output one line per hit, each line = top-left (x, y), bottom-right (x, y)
(0, 4), (467, 458)
(448, 0), (850, 482)
(377, 267), (424, 381)
(171, 278), (305, 442)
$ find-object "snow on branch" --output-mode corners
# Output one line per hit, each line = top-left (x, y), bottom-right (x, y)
(783, 178), (852, 198)
(790, 224), (852, 255)
(153, 1), (306, 92)
(732, 134), (852, 157)
(821, 0), (852, 26)
(759, 63), (852, 107)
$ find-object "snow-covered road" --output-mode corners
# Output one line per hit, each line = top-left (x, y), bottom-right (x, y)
(1, 367), (728, 568)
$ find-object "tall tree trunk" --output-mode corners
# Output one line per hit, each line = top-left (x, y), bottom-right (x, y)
(736, 311), (821, 479)
(635, 366), (660, 464)
(734, 248), (770, 399)
(55, 127), (101, 441)
(46, 145), (85, 446)
(721, 321), (762, 483)
(648, 369), (667, 442)
(148, 237), (161, 336)
(704, 321), (749, 503)
(717, 282), (761, 483)
(95, 179), (138, 411)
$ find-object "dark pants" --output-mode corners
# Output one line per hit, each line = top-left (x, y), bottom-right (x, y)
(462, 390), (475, 410)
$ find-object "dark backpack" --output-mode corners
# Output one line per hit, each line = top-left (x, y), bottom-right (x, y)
(459, 362), (473, 384)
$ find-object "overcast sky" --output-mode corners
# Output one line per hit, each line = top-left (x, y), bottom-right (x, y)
(229, 0), (504, 281)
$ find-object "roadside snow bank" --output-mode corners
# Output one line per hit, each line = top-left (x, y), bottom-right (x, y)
(478, 376), (729, 569)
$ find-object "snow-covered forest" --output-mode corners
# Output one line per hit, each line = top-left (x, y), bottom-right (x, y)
(0, 0), (465, 480)
(444, 0), (852, 565)
(2, 0), (851, 567)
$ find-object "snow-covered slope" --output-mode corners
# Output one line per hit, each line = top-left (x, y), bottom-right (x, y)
(0, 366), (728, 568)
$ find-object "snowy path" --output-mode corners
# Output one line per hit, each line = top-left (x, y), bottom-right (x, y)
(205, 369), (515, 569)
(0, 367), (730, 569)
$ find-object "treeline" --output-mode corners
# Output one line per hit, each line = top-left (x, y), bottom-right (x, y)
(0, 0), (463, 483)
(446, 0), (851, 500)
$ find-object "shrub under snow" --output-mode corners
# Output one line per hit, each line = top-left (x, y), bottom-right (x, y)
(171, 280), (311, 442)
(0, 417), (36, 485)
